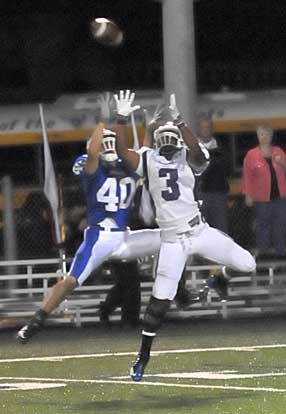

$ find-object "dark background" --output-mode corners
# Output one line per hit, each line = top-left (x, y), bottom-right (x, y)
(1, 0), (286, 103)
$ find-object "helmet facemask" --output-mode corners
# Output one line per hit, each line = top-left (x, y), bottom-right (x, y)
(154, 122), (185, 159)
(86, 129), (118, 162)
(101, 130), (118, 162)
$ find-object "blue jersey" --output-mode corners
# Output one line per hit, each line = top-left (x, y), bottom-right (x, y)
(73, 155), (139, 230)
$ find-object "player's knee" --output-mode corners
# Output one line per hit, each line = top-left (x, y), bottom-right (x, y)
(229, 246), (256, 274)
(240, 252), (256, 273)
(153, 274), (179, 300)
(143, 296), (171, 333)
(61, 275), (78, 291)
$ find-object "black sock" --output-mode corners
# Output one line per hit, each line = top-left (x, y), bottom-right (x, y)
(138, 331), (156, 361)
(33, 309), (48, 325)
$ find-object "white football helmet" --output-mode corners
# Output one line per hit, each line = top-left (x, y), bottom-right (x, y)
(86, 129), (118, 162)
(153, 122), (185, 156)
(101, 129), (118, 162)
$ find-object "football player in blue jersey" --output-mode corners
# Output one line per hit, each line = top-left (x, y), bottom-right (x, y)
(17, 121), (161, 343)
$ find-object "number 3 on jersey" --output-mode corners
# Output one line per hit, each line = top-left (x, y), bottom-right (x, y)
(97, 177), (136, 212)
(159, 168), (180, 201)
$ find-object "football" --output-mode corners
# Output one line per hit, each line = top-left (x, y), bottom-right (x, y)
(90, 17), (124, 47)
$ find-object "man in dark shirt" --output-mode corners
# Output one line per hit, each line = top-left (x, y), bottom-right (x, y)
(195, 114), (229, 233)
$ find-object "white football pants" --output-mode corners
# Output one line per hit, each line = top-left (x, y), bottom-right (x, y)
(111, 228), (161, 261)
(69, 227), (161, 285)
(153, 223), (256, 300)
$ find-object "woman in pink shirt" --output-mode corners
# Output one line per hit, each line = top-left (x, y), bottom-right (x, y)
(242, 124), (286, 258)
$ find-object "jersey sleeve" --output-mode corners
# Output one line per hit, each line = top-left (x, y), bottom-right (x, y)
(187, 144), (210, 176)
(72, 154), (101, 196)
(135, 146), (151, 177)
(80, 167), (104, 198)
(72, 154), (88, 176)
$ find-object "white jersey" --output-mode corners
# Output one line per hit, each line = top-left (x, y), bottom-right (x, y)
(136, 147), (201, 234)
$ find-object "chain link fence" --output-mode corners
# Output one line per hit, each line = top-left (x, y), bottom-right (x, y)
(0, 179), (85, 262)
(0, 175), (257, 262)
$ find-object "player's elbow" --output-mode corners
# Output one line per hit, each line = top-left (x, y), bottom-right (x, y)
(117, 146), (128, 158)
(116, 147), (139, 171)
(191, 158), (209, 175)
(115, 140), (127, 158)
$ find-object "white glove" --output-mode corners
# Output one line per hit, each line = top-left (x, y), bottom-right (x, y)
(97, 92), (112, 122)
(144, 102), (166, 126)
(169, 93), (181, 122)
(114, 90), (141, 117)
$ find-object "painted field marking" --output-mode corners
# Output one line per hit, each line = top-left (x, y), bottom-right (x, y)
(0, 382), (66, 391)
(114, 370), (286, 380)
(0, 376), (286, 394)
(1, 343), (286, 364)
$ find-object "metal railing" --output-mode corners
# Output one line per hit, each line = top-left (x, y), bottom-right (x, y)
(1, 258), (286, 327)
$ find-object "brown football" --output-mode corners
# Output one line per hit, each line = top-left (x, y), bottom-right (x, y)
(90, 18), (124, 47)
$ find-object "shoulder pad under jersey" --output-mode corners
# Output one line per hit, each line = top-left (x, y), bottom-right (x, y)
(72, 154), (88, 175)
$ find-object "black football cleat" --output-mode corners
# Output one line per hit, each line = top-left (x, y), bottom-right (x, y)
(175, 285), (200, 310)
(130, 356), (149, 382)
(207, 274), (228, 300)
(16, 320), (42, 344)
(175, 292), (200, 310)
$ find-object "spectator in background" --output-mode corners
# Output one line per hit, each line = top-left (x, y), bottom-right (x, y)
(0, 212), (4, 260)
(16, 192), (53, 259)
(242, 124), (286, 258)
(65, 205), (87, 256)
(98, 260), (141, 328)
(195, 114), (229, 233)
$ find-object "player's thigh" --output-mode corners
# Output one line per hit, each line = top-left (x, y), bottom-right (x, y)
(153, 241), (187, 300)
(193, 227), (256, 272)
(111, 228), (161, 261)
(69, 230), (124, 285)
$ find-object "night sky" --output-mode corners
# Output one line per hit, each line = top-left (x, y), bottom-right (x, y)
(195, 0), (286, 62)
(1, 0), (286, 103)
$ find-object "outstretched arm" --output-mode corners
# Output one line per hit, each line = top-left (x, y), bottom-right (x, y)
(142, 109), (154, 148)
(169, 94), (208, 167)
(142, 103), (166, 148)
(85, 122), (105, 174)
(114, 90), (141, 171)
(84, 91), (112, 175)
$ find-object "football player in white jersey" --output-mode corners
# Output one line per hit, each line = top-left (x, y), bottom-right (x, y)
(114, 90), (256, 381)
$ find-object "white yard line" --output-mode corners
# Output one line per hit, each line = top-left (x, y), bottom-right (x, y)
(115, 371), (286, 380)
(0, 382), (66, 391)
(0, 376), (286, 393)
(1, 343), (286, 364)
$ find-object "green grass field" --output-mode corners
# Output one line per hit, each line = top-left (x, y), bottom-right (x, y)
(1, 317), (286, 414)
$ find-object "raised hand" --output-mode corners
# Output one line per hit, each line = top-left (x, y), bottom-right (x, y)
(144, 102), (165, 127)
(143, 103), (166, 147)
(97, 92), (112, 122)
(114, 90), (141, 117)
(169, 93), (181, 122)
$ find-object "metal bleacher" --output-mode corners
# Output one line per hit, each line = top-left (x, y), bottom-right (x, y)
(1, 257), (286, 327)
